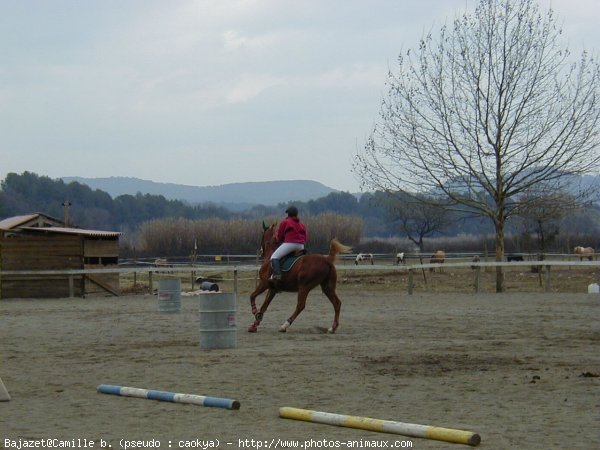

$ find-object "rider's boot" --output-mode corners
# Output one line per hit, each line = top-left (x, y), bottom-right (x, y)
(270, 259), (282, 280)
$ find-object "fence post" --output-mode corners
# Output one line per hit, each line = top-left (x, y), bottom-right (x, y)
(408, 269), (414, 295)
(148, 271), (153, 293)
(545, 265), (552, 293)
(68, 274), (74, 298)
(234, 269), (238, 296)
(474, 266), (481, 293)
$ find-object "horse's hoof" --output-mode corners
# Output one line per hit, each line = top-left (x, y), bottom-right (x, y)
(279, 320), (291, 332)
(248, 324), (258, 333)
(327, 328), (336, 334)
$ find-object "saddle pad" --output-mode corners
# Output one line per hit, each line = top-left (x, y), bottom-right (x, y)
(281, 254), (304, 272)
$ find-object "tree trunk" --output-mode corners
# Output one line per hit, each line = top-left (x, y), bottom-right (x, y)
(495, 219), (505, 293)
(538, 220), (547, 255)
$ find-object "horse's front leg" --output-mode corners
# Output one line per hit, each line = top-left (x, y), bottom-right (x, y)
(248, 288), (277, 333)
(249, 280), (269, 318)
(279, 287), (310, 332)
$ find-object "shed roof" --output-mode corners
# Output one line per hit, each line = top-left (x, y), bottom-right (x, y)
(0, 213), (64, 231)
(0, 213), (120, 238)
(19, 226), (121, 238)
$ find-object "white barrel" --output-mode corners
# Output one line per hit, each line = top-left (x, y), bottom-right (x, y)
(199, 293), (237, 349)
(588, 283), (599, 294)
(158, 279), (181, 313)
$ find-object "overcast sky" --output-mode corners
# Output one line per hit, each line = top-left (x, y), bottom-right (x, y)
(1, 0), (598, 193)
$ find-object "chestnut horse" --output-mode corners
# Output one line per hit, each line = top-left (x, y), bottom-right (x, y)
(248, 223), (351, 334)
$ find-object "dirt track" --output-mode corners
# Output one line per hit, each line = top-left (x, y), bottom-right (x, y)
(1, 286), (599, 449)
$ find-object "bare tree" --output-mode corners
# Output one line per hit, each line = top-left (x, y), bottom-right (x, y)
(354, 0), (600, 291)
(380, 193), (449, 252)
(514, 191), (578, 255)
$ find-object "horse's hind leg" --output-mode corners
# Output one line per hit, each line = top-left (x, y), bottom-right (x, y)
(279, 286), (311, 332)
(321, 282), (341, 334)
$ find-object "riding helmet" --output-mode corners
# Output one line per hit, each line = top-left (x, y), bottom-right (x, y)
(285, 205), (298, 217)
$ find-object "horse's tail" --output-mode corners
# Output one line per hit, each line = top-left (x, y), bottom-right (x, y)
(327, 238), (352, 263)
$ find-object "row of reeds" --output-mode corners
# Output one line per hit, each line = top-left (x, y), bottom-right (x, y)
(134, 213), (363, 257)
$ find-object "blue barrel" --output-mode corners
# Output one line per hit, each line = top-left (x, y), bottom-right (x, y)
(158, 279), (181, 313)
(199, 293), (237, 349)
(200, 281), (219, 291)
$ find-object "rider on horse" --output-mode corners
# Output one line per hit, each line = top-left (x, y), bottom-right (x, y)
(269, 205), (308, 280)
(250, 216), (349, 333)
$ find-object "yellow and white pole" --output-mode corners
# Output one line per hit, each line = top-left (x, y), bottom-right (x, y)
(279, 407), (480, 446)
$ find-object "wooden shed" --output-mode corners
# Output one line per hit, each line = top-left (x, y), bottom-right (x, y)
(0, 213), (121, 298)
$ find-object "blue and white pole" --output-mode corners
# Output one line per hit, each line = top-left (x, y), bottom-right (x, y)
(97, 384), (240, 410)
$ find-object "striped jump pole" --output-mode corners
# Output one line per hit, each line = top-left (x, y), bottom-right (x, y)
(97, 384), (240, 410)
(279, 407), (480, 447)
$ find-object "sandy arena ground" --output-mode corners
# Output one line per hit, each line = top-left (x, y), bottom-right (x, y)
(1, 286), (599, 449)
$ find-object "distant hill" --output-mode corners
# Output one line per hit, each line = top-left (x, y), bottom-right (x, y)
(61, 176), (338, 209)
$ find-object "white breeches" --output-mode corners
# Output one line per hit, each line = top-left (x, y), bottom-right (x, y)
(271, 242), (304, 260)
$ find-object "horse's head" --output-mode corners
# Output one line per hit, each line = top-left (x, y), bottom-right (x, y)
(260, 221), (278, 258)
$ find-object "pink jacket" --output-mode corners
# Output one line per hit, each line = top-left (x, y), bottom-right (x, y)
(277, 217), (308, 244)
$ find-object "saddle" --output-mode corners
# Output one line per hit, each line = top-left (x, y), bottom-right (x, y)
(280, 250), (307, 272)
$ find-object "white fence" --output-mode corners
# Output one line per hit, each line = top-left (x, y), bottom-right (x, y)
(1, 259), (599, 298)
